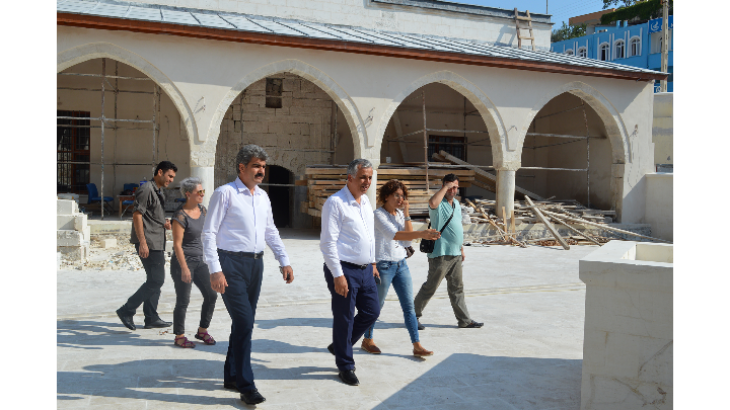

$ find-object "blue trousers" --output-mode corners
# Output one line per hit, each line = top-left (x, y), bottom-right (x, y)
(324, 262), (380, 371)
(219, 251), (263, 393)
(364, 258), (420, 343)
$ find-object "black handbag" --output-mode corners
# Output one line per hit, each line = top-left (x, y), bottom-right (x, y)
(420, 202), (456, 254)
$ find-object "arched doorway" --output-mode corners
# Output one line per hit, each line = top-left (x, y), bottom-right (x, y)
(214, 72), (354, 228)
(521, 92), (615, 213)
(379, 82), (495, 201)
(57, 58), (191, 218)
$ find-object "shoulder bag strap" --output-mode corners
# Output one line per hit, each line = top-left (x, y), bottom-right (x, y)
(438, 202), (456, 234)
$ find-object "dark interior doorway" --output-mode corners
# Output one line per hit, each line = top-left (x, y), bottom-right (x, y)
(266, 165), (293, 228)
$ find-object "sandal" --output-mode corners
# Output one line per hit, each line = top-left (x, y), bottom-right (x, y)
(174, 336), (196, 348)
(195, 331), (216, 345)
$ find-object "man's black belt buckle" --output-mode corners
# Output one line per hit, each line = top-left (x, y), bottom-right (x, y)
(341, 261), (368, 270)
(219, 249), (264, 259)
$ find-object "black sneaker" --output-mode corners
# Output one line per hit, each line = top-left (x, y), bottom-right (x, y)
(417, 319), (425, 331)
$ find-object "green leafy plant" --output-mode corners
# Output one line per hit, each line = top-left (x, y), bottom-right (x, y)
(600, 0), (673, 25)
(551, 22), (588, 43)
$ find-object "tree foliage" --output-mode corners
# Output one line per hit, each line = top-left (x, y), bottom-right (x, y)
(601, 0), (673, 24)
(551, 22), (588, 43)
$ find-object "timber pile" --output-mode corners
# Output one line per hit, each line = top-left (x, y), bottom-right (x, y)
(463, 196), (669, 248)
(300, 165), (476, 218)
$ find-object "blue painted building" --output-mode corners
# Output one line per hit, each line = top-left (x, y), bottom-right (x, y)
(551, 16), (673, 92)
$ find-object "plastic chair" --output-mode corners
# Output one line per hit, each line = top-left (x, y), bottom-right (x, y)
(120, 183), (139, 218)
(86, 183), (113, 213)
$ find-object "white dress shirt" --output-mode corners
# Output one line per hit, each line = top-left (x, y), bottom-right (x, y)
(202, 177), (290, 274)
(374, 207), (411, 262)
(320, 185), (375, 278)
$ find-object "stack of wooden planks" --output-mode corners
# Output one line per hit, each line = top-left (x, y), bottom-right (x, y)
(300, 165), (476, 218)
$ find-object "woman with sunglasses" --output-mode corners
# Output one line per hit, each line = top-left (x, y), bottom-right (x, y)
(170, 177), (218, 348)
(361, 179), (440, 357)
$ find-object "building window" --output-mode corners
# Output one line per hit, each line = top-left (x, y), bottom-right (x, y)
(578, 47), (587, 58)
(651, 31), (671, 54)
(428, 136), (466, 161)
(599, 43), (609, 61)
(265, 78), (283, 108)
(565, 49), (574, 56)
(614, 40), (625, 59)
(629, 37), (641, 56)
(57, 110), (91, 194)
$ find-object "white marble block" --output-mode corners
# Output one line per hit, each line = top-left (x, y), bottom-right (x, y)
(579, 241), (673, 410)
(100, 238), (117, 248)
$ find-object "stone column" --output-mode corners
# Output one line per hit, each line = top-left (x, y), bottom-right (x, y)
(191, 166), (215, 208)
(495, 169), (516, 220)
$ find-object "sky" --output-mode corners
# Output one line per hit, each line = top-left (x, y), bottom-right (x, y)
(456, 0), (610, 28)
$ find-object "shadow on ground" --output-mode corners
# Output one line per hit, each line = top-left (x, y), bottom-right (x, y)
(371, 353), (581, 409)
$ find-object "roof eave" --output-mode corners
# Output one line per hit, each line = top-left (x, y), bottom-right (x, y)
(57, 12), (668, 82)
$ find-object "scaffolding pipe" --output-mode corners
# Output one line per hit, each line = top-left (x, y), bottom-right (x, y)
(526, 132), (604, 139)
(57, 87), (155, 95)
(402, 128), (488, 138)
(56, 116), (154, 123)
(58, 162), (154, 166)
(101, 58), (106, 220)
(422, 90), (429, 194)
(582, 101), (591, 208)
(113, 62), (119, 202)
(152, 84), (158, 176)
(58, 72), (153, 81)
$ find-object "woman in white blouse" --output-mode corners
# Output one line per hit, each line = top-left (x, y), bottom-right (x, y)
(361, 179), (441, 357)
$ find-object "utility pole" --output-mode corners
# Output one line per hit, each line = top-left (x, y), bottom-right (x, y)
(660, 0), (669, 92)
(546, 0), (548, 14)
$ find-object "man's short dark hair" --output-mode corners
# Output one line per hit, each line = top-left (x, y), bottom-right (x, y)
(442, 173), (459, 184)
(154, 161), (178, 176)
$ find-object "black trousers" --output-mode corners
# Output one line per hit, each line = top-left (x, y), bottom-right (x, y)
(219, 250), (264, 394)
(170, 255), (217, 335)
(324, 262), (380, 371)
(119, 244), (165, 323)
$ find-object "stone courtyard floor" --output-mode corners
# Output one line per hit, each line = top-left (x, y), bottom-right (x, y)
(58, 229), (594, 409)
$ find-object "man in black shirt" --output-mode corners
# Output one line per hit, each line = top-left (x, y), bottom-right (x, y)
(116, 161), (177, 330)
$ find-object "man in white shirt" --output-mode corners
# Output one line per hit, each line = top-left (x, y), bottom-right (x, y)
(202, 145), (294, 405)
(320, 158), (380, 386)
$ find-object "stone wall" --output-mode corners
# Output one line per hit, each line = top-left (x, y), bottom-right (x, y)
(644, 173), (672, 242)
(652, 92), (673, 166)
(579, 241), (673, 409)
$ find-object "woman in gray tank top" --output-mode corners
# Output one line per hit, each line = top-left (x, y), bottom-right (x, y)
(170, 177), (218, 348)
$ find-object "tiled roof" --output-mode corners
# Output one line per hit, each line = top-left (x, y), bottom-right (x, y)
(57, 0), (665, 76)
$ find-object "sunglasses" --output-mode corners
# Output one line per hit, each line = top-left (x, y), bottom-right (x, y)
(196, 189), (205, 195)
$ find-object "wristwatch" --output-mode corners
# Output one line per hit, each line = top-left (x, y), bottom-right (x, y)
(404, 216), (412, 221)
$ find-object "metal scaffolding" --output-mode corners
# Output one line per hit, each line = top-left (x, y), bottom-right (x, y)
(57, 58), (160, 220)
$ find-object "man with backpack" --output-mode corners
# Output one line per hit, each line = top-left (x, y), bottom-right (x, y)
(413, 173), (483, 330)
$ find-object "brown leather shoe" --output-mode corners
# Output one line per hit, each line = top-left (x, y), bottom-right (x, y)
(361, 338), (381, 354)
(413, 346), (434, 357)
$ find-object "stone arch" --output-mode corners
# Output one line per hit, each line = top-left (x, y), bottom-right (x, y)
(375, 70), (508, 166)
(207, 59), (366, 158)
(57, 42), (198, 153)
(519, 81), (632, 165)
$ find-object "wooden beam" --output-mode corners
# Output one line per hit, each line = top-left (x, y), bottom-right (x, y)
(437, 150), (545, 200)
(541, 209), (672, 244)
(524, 196), (570, 250)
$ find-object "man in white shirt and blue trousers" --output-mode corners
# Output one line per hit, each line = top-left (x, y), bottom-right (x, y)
(202, 145), (295, 405)
(320, 158), (381, 386)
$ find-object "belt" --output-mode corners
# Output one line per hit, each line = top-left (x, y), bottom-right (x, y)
(218, 249), (264, 259)
(341, 261), (370, 270)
